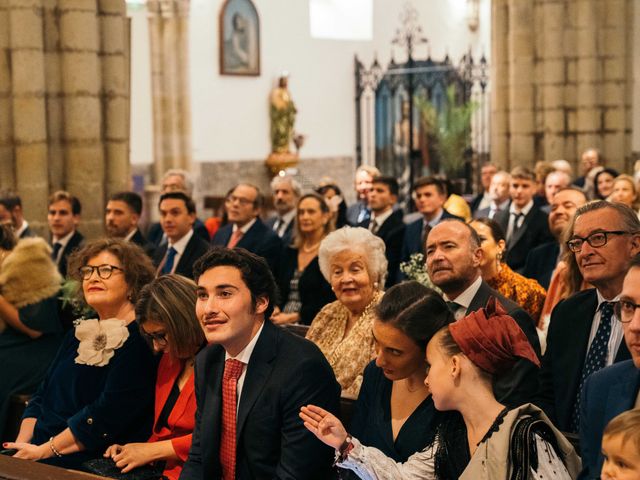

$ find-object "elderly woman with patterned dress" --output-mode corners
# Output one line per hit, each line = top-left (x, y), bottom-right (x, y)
(5, 239), (157, 470)
(301, 299), (581, 479)
(470, 218), (546, 324)
(306, 227), (387, 398)
(0, 232), (63, 441)
(272, 193), (336, 326)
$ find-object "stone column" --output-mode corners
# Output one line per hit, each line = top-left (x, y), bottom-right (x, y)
(147, 0), (192, 184)
(490, 0), (509, 169)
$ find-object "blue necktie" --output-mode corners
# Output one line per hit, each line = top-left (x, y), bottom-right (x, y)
(570, 301), (614, 432)
(162, 246), (177, 274)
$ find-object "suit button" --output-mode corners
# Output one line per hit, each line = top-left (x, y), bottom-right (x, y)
(87, 418), (93, 425)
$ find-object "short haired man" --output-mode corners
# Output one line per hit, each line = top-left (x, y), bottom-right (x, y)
(578, 254), (640, 478)
(469, 162), (497, 215)
(0, 192), (35, 239)
(539, 201), (640, 432)
(180, 247), (340, 479)
(574, 148), (602, 189)
(425, 219), (541, 407)
(474, 170), (511, 219)
(524, 187), (588, 289)
(401, 176), (462, 263)
(48, 191), (83, 277)
(212, 184), (282, 274)
(542, 171), (572, 213)
(106, 191), (155, 257)
(363, 176), (405, 287)
(494, 166), (553, 272)
(345, 165), (380, 226)
(152, 191), (210, 280)
(147, 169), (210, 246)
(266, 175), (301, 245)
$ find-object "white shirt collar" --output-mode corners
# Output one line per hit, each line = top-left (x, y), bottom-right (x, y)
(509, 199), (534, 216)
(232, 217), (257, 235)
(424, 208), (444, 227)
(169, 228), (193, 255)
(443, 275), (483, 310)
(53, 229), (76, 247)
(371, 207), (394, 226)
(124, 228), (138, 242)
(224, 320), (265, 363)
(596, 289), (621, 304)
(15, 220), (28, 238)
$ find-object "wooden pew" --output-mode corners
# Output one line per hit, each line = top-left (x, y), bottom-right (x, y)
(0, 454), (108, 480)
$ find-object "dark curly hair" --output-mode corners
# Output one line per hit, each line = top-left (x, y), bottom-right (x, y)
(67, 238), (155, 309)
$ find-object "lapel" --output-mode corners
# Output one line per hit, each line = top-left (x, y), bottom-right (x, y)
(237, 218), (262, 250)
(236, 321), (278, 442)
(467, 280), (491, 313)
(376, 209), (404, 239)
(565, 290), (599, 388)
(175, 234), (199, 273)
(604, 363), (640, 422)
(201, 346), (225, 463)
(214, 224), (233, 246)
(508, 208), (534, 249)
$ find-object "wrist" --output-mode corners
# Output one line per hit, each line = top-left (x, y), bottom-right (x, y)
(338, 434), (354, 460)
(48, 437), (62, 459)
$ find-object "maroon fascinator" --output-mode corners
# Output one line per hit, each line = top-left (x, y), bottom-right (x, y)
(448, 297), (540, 374)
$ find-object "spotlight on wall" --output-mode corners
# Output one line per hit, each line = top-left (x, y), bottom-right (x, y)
(467, 0), (480, 32)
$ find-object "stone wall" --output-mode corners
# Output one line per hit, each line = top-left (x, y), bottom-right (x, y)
(491, 0), (634, 172)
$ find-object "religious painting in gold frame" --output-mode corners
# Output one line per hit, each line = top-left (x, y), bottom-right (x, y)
(219, 0), (260, 76)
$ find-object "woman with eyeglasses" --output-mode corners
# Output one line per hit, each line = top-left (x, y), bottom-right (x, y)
(4, 239), (157, 471)
(101, 275), (204, 479)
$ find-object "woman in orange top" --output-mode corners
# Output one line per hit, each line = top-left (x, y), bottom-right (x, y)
(470, 218), (546, 323)
(104, 275), (204, 480)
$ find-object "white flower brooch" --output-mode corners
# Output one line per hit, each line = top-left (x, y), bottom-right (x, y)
(75, 319), (130, 367)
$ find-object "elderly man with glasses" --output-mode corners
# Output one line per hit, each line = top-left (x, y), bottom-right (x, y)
(538, 201), (640, 433)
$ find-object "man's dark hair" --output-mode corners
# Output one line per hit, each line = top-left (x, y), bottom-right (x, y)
(193, 247), (279, 319)
(48, 191), (82, 215)
(110, 191), (143, 216)
(159, 191), (196, 215)
(0, 191), (22, 211)
(413, 176), (445, 196)
(372, 176), (399, 197)
(471, 217), (506, 243)
(375, 281), (453, 350)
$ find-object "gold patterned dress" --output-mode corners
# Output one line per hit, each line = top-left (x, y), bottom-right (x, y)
(486, 264), (546, 324)
(306, 291), (383, 398)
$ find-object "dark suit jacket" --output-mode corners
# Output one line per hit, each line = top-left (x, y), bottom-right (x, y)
(494, 206), (554, 273)
(20, 225), (36, 239)
(212, 218), (282, 274)
(54, 230), (85, 278)
(466, 280), (542, 408)
(579, 360), (640, 479)
(469, 192), (489, 215)
(522, 241), (560, 290)
(129, 229), (156, 258)
(180, 321), (341, 480)
(153, 233), (211, 280)
(277, 247), (335, 325)
(148, 218), (210, 247)
(361, 209), (405, 287)
(538, 289), (631, 431)
(265, 215), (294, 247)
(400, 209), (463, 263)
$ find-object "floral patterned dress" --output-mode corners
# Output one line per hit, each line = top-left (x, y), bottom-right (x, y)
(487, 265), (546, 323)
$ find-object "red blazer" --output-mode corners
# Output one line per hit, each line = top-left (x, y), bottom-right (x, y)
(148, 354), (196, 480)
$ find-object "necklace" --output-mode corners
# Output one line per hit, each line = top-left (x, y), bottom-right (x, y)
(301, 241), (321, 253)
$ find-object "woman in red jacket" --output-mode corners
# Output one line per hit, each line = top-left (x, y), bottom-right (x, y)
(104, 274), (204, 480)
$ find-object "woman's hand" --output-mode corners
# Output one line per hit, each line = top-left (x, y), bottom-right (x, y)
(299, 404), (348, 450)
(105, 442), (168, 473)
(271, 312), (300, 325)
(3, 442), (50, 461)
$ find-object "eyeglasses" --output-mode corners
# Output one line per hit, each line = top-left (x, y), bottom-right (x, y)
(225, 195), (255, 206)
(141, 330), (168, 346)
(79, 264), (124, 280)
(566, 231), (630, 253)
(613, 300), (640, 324)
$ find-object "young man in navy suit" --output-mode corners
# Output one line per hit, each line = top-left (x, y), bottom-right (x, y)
(180, 247), (340, 479)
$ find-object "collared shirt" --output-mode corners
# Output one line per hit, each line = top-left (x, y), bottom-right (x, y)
(443, 276), (483, 320)
(124, 228), (138, 242)
(488, 199), (510, 219)
(224, 321), (265, 413)
(52, 229), (76, 265)
(166, 229), (194, 274)
(506, 200), (534, 241)
(370, 207), (393, 233)
(15, 220), (29, 239)
(273, 210), (295, 238)
(232, 217), (257, 235)
(587, 290), (625, 367)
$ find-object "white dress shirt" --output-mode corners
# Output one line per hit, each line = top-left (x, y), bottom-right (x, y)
(224, 321), (265, 412)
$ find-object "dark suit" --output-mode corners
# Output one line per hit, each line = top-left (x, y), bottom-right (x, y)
(19, 225), (36, 239)
(466, 280), (542, 408)
(494, 206), (554, 273)
(212, 218), (282, 274)
(180, 321), (341, 480)
(538, 289), (631, 431)
(579, 360), (640, 479)
(361, 209), (405, 287)
(148, 218), (210, 247)
(469, 192), (489, 215)
(400, 209), (463, 263)
(153, 232), (211, 280)
(522, 241), (560, 289)
(266, 215), (294, 247)
(129, 229), (156, 258)
(54, 230), (85, 278)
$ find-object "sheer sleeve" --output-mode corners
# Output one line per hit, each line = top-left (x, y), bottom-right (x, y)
(529, 434), (572, 480)
(337, 438), (437, 480)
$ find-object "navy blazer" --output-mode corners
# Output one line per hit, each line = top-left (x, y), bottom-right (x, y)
(265, 215), (294, 247)
(129, 229), (156, 258)
(538, 289), (631, 431)
(153, 233), (211, 280)
(212, 218), (282, 274)
(53, 230), (85, 278)
(579, 360), (640, 479)
(523, 241), (560, 289)
(180, 320), (341, 480)
(400, 209), (462, 263)
(361, 209), (406, 287)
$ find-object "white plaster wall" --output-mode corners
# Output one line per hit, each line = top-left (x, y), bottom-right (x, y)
(129, 0), (491, 165)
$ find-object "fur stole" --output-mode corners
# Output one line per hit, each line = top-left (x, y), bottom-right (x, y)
(0, 237), (63, 309)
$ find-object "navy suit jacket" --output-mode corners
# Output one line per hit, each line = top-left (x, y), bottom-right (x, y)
(180, 321), (340, 480)
(400, 209), (462, 263)
(523, 241), (560, 289)
(153, 233), (210, 280)
(212, 218), (282, 274)
(129, 229), (156, 258)
(538, 289), (631, 431)
(579, 360), (640, 479)
(54, 230), (85, 278)
(361, 209), (406, 287)
(265, 215), (294, 247)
